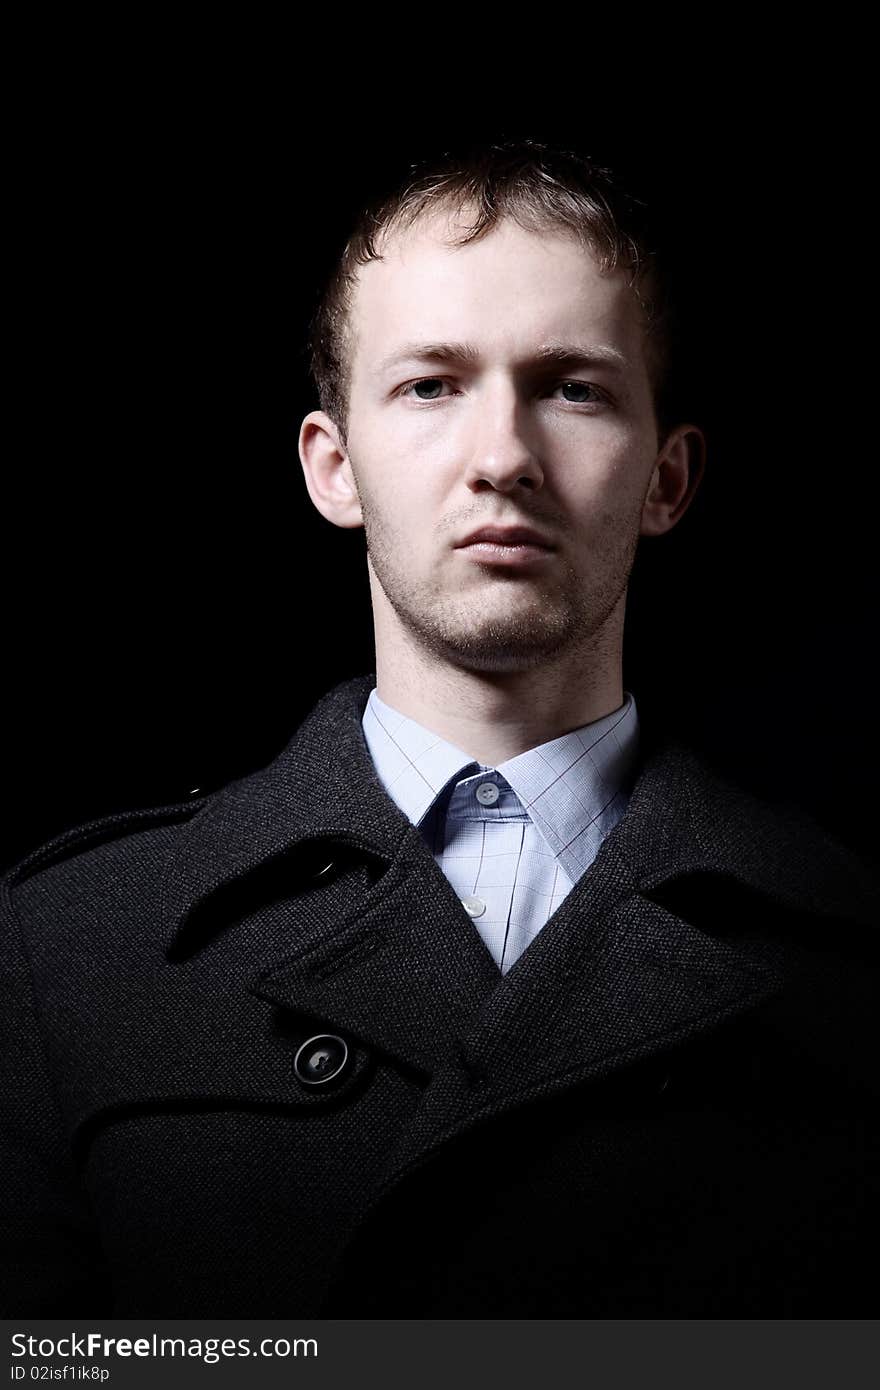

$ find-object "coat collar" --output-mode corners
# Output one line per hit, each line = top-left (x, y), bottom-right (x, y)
(162, 672), (879, 959)
(161, 675), (409, 956)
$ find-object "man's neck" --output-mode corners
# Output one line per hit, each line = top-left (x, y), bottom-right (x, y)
(374, 636), (625, 767)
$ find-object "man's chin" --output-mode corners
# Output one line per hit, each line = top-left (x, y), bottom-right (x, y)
(409, 616), (577, 674)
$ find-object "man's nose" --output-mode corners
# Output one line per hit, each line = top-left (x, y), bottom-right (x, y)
(462, 384), (544, 493)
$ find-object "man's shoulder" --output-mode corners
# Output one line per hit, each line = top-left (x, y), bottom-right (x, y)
(1, 791), (213, 944)
(627, 730), (880, 933)
(1, 674), (381, 950)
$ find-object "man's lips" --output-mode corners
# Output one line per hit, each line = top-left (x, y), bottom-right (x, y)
(453, 525), (556, 569)
(454, 525), (555, 550)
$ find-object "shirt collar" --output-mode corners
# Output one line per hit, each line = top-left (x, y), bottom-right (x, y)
(361, 689), (481, 827)
(362, 686), (641, 881)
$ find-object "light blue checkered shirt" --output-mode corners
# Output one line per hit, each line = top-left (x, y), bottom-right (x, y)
(362, 687), (640, 973)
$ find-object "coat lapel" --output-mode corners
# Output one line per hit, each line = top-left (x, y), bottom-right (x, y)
(161, 675), (501, 1077)
(249, 825), (503, 1074)
(161, 674), (404, 957)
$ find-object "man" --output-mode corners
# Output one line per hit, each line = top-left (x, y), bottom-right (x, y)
(2, 141), (878, 1317)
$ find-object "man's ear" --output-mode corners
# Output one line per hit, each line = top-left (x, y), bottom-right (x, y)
(639, 423), (707, 537)
(298, 410), (364, 529)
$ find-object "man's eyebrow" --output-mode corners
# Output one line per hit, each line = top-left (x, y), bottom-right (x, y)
(372, 341), (630, 378)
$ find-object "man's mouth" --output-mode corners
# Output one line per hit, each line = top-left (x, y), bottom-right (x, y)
(453, 524), (557, 568)
(455, 524), (555, 550)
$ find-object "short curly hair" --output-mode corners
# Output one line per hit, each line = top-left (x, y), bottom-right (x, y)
(307, 138), (685, 450)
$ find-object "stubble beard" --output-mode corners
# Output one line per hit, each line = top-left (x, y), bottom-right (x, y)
(358, 486), (638, 676)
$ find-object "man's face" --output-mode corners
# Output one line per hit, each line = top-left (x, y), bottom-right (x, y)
(341, 212), (666, 674)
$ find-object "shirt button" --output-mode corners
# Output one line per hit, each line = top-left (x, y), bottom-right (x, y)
(461, 896), (486, 917)
(475, 782), (500, 806)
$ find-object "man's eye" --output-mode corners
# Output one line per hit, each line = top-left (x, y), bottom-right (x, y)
(554, 381), (604, 405)
(401, 378), (449, 401)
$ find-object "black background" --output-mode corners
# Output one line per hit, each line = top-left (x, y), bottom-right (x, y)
(6, 61), (876, 869)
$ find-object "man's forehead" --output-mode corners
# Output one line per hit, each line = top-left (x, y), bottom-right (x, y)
(347, 213), (643, 380)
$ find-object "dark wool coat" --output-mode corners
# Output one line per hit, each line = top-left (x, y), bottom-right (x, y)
(2, 674), (879, 1317)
